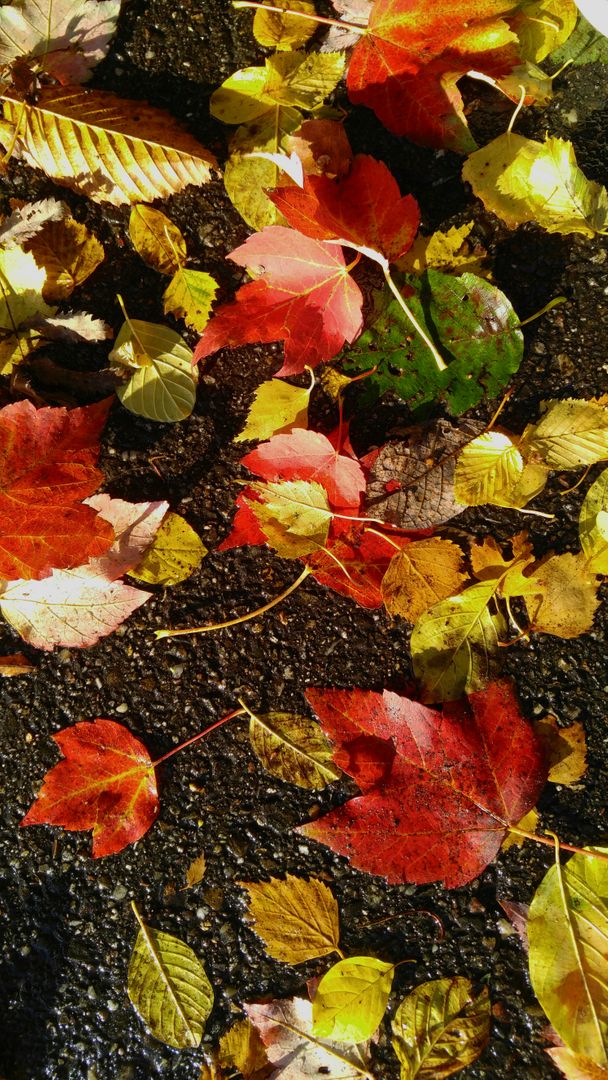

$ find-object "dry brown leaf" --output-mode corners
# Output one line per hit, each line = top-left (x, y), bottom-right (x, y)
(185, 853), (207, 889)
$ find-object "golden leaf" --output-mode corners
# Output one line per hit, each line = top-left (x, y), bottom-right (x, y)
(512, 0), (578, 62)
(241, 875), (340, 963)
(397, 221), (489, 277)
(248, 479), (332, 558)
(25, 216), (104, 301)
(502, 808), (540, 850)
(129, 205), (187, 275)
(523, 552), (600, 638)
(547, 1048), (608, 1080)
(218, 1019), (272, 1079)
(236, 375), (312, 442)
(534, 715), (588, 786)
(253, 0), (317, 50)
(580, 467), (608, 574)
(109, 318), (197, 423)
(185, 853), (207, 889)
(392, 978), (490, 1079)
(0, 244), (54, 373)
(247, 708), (341, 789)
(381, 538), (467, 622)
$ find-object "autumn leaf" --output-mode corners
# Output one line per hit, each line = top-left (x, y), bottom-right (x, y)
(109, 317), (197, 422)
(284, 119), (353, 179)
(218, 1019), (272, 1079)
(0, 0), (121, 84)
(579, 466), (608, 573)
(21, 719), (159, 857)
(0, 197), (66, 247)
(243, 429), (366, 510)
(454, 430), (548, 508)
(210, 51), (344, 125)
(306, 524), (413, 610)
(511, 0), (578, 62)
(313, 956), (394, 1043)
(224, 109), (303, 232)
(299, 680), (547, 886)
(534, 715), (587, 786)
(521, 551), (601, 638)
(245, 996), (372, 1077)
(550, 11), (608, 65)
(0, 652), (34, 676)
(253, 0), (317, 49)
(521, 399), (608, 468)
(194, 227), (364, 376)
(129, 511), (208, 587)
(236, 375), (312, 442)
(185, 852), (207, 889)
(23, 215), (104, 301)
(547, 1048), (608, 1080)
(381, 537), (467, 622)
(242, 875), (341, 963)
(247, 707), (342, 789)
(163, 268), (218, 333)
(391, 977), (491, 1078)
(0, 242), (55, 372)
(397, 221), (488, 277)
(0, 503), (114, 582)
(248, 479), (333, 557)
(129, 204), (187, 275)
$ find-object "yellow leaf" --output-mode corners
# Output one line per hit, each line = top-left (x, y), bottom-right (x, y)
(185, 852), (207, 889)
(470, 532), (536, 592)
(24, 216), (104, 301)
(580, 466), (608, 573)
(163, 268), (218, 333)
(512, 0), (578, 62)
(248, 479), (332, 558)
(223, 108), (301, 231)
(547, 1048), (608, 1080)
(522, 399), (608, 468)
(391, 978), (490, 1079)
(502, 808), (540, 850)
(534, 715), (588, 786)
(210, 52), (344, 125)
(253, 0), (317, 49)
(454, 431), (524, 506)
(242, 875), (340, 963)
(130, 512), (207, 586)
(0, 244), (54, 373)
(312, 956), (394, 1044)
(381, 538), (467, 622)
(528, 847), (608, 1066)
(247, 708), (342, 789)
(109, 319), (197, 423)
(397, 221), (489, 277)
(236, 375), (312, 442)
(1, 86), (216, 206)
(129, 205), (187, 275)
(218, 1019), (271, 1079)
(463, 133), (608, 236)
(523, 551), (600, 638)
(0, 652), (35, 677)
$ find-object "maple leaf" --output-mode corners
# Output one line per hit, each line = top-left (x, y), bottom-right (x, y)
(0, 0), (121, 85)
(299, 680), (547, 887)
(305, 523), (412, 609)
(193, 226), (364, 376)
(242, 429), (366, 509)
(270, 154), (420, 265)
(21, 719), (159, 858)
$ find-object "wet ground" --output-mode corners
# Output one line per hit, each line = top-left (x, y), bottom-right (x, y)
(1, 2), (608, 1078)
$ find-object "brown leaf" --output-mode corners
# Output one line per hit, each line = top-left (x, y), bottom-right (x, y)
(381, 537), (467, 621)
(0, 652), (35, 676)
(185, 853), (207, 889)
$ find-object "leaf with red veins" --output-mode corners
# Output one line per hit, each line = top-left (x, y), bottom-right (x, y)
(305, 524), (411, 609)
(242, 429), (365, 510)
(21, 719), (159, 858)
(270, 155), (420, 264)
(299, 679), (547, 887)
(0, 504), (114, 581)
(193, 227), (363, 377)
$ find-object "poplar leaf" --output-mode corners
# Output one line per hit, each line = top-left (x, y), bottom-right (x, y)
(521, 399), (608, 468)
(163, 268), (218, 333)
(381, 538), (467, 622)
(454, 431), (526, 507)
(129, 205), (187, 275)
(579, 466), (608, 573)
(511, 0), (578, 61)
(242, 875), (340, 963)
(528, 848), (608, 1066)
(129, 512), (207, 586)
(312, 956), (394, 1043)
(24, 216), (104, 301)
(109, 319), (197, 423)
(391, 977), (491, 1079)
(248, 709), (342, 789)
(247, 479), (332, 557)
(253, 0), (317, 49)
(128, 916), (213, 1049)
(236, 377), (312, 442)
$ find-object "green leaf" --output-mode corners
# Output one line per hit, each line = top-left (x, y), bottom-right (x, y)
(128, 909), (214, 1049)
(513, 0), (578, 63)
(129, 512), (208, 586)
(109, 318), (197, 423)
(579, 466), (608, 573)
(391, 977), (491, 1079)
(344, 271), (523, 415)
(312, 956), (394, 1043)
(163, 268), (218, 333)
(248, 708), (342, 789)
(242, 875), (341, 963)
(528, 848), (608, 1067)
(549, 12), (608, 65)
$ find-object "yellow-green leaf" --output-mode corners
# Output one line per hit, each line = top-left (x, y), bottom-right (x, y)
(454, 431), (525, 506)
(248, 479), (332, 558)
(312, 956), (394, 1043)
(521, 399), (608, 468)
(109, 318), (197, 423)
(411, 580), (506, 702)
(129, 512), (207, 586)
(236, 375), (312, 442)
(24, 216), (104, 301)
(248, 708), (342, 789)
(391, 977), (491, 1079)
(534, 714), (588, 786)
(502, 807), (540, 850)
(129, 205), (187, 275)
(253, 0), (317, 49)
(210, 52), (344, 125)
(528, 848), (608, 1066)
(580, 467), (608, 573)
(0, 244), (54, 373)
(128, 911), (214, 1049)
(397, 222), (488, 277)
(381, 538), (467, 622)
(1, 86), (216, 206)
(224, 110), (301, 230)
(242, 874), (340, 963)
(163, 268), (218, 333)
(513, 0), (578, 62)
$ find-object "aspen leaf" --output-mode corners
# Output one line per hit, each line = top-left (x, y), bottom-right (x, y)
(247, 479), (332, 557)
(128, 914), (213, 1048)
(109, 318), (197, 423)
(129, 205), (187, 275)
(218, 1019), (272, 1079)
(522, 551), (600, 637)
(242, 875), (340, 963)
(580, 466), (608, 573)
(235, 377), (312, 442)
(522, 399), (608, 469)
(511, 0), (578, 61)
(454, 431), (526, 507)
(547, 1048), (608, 1080)
(210, 52), (344, 125)
(248, 708), (342, 789)
(24, 216), (104, 301)
(253, 0), (317, 49)
(528, 848), (608, 1066)
(391, 977), (491, 1079)
(0, 244), (54, 372)
(534, 715), (587, 786)
(129, 512), (207, 586)
(381, 538), (467, 622)
(312, 956), (394, 1043)
(185, 852), (207, 889)
(163, 268), (218, 333)
(397, 221), (488, 277)
(246, 996), (371, 1077)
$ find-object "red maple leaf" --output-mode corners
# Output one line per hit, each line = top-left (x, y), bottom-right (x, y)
(242, 429), (366, 510)
(305, 524), (411, 608)
(346, 0), (521, 150)
(270, 155), (420, 264)
(193, 227), (364, 376)
(21, 719), (159, 858)
(298, 680), (547, 886)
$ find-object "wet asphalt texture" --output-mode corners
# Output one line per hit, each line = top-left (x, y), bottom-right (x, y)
(1, 2), (608, 1078)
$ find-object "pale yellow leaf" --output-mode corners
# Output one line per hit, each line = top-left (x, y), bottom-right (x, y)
(382, 538), (467, 622)
(454, 431), (524, 506)
(579, 466), (608, 573)
(248, 709), (342, 789)
(253, 0), (317, 49)
(391, 977), (491, 1079)
(130, 512), (207, 586)
(523, 551), (600, 637)
(163, 268), (218, 333)
(534, 714), (588, 786)
(248, 479), (332, 558)
(24, 216), (104, 301)
(110, 319), (197, 423)
(236, 376), (312, 442)
(522, 399), (608, 468)
(312, 956), (394, 1043)
(129, 205), (187, 275)
(0, 244), (54, 373)
(547, 1047), (608, 1080)
(242, 875), (340, 963)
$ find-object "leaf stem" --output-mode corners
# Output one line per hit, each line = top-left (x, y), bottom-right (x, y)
(154, 566), (311, 639)
(507, 826), (608, 864)
(151, 707), (246, 766)
(232, 0), (368, 32)
(256, 1012), (374, 1078)
(517, 296), (567, 327)
(383, 266), (447, 372)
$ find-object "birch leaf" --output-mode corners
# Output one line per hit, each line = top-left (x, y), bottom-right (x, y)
(391, 977), (491, 1079)
(454, 431), (525, 507)
(128, 913), (213, 1049)
(236, 377), (312, 442)
(522, 551), (601, 637)
(24, 216), (104, 301)
(242, 875), (340, 963)
(253, 0), (317, 49)
(522, 399), (608, 468)
(248, 708), (342, 789)
(163, 268), (217, 333)
(129, 205), (187, 275)
(580, 466), (608, 573)
(247, 479), (332, 558)
(224, 110), (301, 231)
(109, 319), (197, 423)
(528, 848), (608, 1066)
(312, 956), (394, 1043)
(0, 86), (217, 206)
(381, 538), (467, 622)
(129, 511), (207, 586)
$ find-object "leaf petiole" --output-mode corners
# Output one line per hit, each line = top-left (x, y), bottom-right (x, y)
(383, 265), (447, 372)
(151, 707), (247, 766)
(507, 826), (608, 864)
(232, 0), (368, 33)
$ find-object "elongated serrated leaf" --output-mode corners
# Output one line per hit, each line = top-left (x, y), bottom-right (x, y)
(248, 709), (342, 789)
(129, 205), (187, 275)
(528, 848), (608, 1066)
(521, 399), (608, 468)
(580, 466), (608, 573)
(1, 86), (216, 206)
(128, 915), (213, 1049)
(312, 956), (394, 1043)
(109, 318), (196, 423)
(242, 875), (340, 963)
(382, 538), (467, 622)
(454, 431), (525, 506)
(129, 511), (207, 586)
(236, 377), (311, 442)
(391, 977), (491, 1079)
(411, 580), (507, 702)
(163, 268), (217, 333)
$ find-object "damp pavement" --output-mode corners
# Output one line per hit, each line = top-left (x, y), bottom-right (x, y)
(1, 2), (608, 1078)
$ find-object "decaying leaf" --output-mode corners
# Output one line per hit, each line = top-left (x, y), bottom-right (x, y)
(246, 996), (371, 1077)
(236, 375), (312, 442)
(381, 538), (467, 622)
(129, 204), (187, 275)
(109, 317), (197, 422)
(247, 707), (342, 789)
(242, 875), (340, 963)
(129, 512), (207, 587)
(313, 956), (394, 1043)
(397, 221), (488, 277)
(580, 466), (608, 573)
(534, 715), (588, 786)
(284, 119), (353, 179)
(547, 1048), (608, 1080)
(391, 977), (491, 1078)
